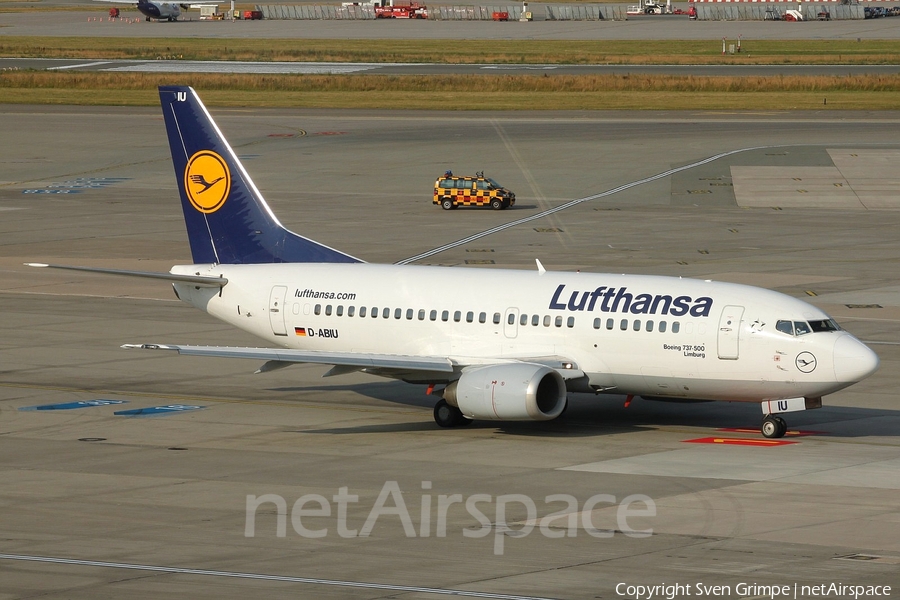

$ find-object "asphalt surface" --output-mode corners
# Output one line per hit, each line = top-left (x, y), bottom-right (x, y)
(0, 6), (899, 600)
(1, 104), (899, 599)
(4, 7), (900, 39)
(5, 57), (900, 76)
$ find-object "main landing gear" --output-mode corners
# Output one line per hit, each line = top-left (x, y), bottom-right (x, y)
(761, 414), (787, 439)
(433, 399), (473, 428)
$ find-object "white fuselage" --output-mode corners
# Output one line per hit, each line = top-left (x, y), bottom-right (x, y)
(173, 262), (877, 403)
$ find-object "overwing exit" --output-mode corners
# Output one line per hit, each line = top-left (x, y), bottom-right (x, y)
(29, 86), (880, 438)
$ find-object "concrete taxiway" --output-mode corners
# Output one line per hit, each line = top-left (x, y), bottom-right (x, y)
(1, 106), (899, 598)
(5, 7), (900, 40)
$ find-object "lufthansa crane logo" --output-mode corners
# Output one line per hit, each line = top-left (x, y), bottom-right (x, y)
(184, 150), (230, 214)
(795, 351), (817, 373)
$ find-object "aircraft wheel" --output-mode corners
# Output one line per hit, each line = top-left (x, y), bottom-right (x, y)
(434, 399), (464, 427)
(774, 416), (787, 437)
(761, 415), (786, 439)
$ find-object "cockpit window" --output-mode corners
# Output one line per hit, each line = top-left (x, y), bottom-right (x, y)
(809, 319), (840, 332)
(794, 321), (811, 336)
(776, 319), (835, 336)
(776, 320), (794, 335)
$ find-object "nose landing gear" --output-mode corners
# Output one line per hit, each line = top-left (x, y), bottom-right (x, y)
(761, 415), (787, 438)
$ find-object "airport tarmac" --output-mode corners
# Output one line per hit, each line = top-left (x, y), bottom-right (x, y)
(5, 8), (900, 40)
(1, 105), (899, 598)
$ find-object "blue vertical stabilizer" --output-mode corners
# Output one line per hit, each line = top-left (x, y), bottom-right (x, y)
(159, 86), (362, 265)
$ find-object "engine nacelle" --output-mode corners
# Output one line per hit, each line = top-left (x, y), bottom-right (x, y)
(444, 363), (567, 421)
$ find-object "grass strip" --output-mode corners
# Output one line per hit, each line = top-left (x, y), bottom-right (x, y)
(2, 72), (899, 109)
(3, 36), (900, 64)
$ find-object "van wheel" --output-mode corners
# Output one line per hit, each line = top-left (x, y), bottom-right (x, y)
(441, 198), (454, 210)
(490, 198), (503, 210)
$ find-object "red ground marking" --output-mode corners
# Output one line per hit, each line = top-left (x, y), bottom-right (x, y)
(684, 437), (798, 447)
(717, 427), (826, 437)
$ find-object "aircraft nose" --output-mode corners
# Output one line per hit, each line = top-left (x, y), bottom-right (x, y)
(833, 335), (880, 383)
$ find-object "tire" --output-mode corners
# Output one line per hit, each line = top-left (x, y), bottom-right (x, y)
(441, 198), (454, 210)
(434, 399), (463, 427)
(761, 416), (785, 439)
(490, 198), (503, 210)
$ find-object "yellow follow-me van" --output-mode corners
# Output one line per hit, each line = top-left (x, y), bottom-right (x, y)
(433, 172), (516, 210)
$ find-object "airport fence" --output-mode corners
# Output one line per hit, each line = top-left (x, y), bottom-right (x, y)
(256, 3), (864, 20)
(432, 5), (524, 19)
(545, 4), (614, 20)
(258, 4), (377, 19)
(693, 2), (863, 20)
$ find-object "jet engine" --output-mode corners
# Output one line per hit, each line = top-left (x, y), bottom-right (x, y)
(443, 363), (567, 421)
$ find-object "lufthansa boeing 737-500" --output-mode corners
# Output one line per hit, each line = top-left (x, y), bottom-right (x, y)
(28, 86), (880, 438)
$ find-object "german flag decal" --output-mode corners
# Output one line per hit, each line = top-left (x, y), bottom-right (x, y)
(294, 327), (307, 336)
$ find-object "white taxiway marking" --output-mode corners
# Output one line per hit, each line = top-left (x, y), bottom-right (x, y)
(46, 61), (112, 70)
(0, 554), (557, 600)
(396, 144), (776, 264)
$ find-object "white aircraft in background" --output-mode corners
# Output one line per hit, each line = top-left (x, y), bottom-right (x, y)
(94, 0), (216, 21)
(29, 86), (880, 438)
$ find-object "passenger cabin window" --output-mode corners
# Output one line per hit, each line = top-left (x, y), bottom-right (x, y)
(479, 312), (487, 324)
(315, 304), (322, 316)
(359, 306), (366, 317)
(532, 314), (540, 327)
(429, 310), (437, 321)
(555, 316), (563, 327)
(606, 318), (614, 330)
(336, 305), (344, 317)
(620, 319), (628, 331)
(419, 309), (426, 321)
(544, 315), (551, 327)
(633, 320), (641, 331)
(508, 313), (516, 326)
(646, 320), (654, 332)
(493, 313), (501, 325)
(347, 306), (355, 317)
(659, 321), (667, 333)
(384, 308), (391, 319)
(406, 309), (413, 320)
(442, 310), (449, 322)
(672, 322), (680, 333)
(567, 316), (575, 328)
(455, 311), (462, 323)
(519, 314), (527, 326)
(325, 305), (333, 316)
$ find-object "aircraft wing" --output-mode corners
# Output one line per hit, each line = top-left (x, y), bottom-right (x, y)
(122, 344), (587, 382)
(122, 344), (455, 375)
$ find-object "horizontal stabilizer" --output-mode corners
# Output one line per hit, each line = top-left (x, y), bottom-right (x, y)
(25, 263), (227, 287)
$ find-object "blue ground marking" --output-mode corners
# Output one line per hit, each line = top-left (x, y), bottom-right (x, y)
(19, 399), (128, 411)
(114, 404), (205, 417)
(23, 177), (131, 194)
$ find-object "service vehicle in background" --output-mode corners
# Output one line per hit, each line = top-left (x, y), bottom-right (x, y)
(434, 172), (516, 210)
